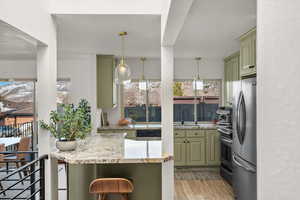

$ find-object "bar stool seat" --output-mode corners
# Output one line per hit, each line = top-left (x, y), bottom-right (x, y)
(89, 178), (134, 200)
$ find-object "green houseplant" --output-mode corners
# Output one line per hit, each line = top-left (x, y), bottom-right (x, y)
(40, 99), (92, 151)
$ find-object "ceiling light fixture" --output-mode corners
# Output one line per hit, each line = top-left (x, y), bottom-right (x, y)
(139, 57), (147, 90)
(194, 57), (204, 90)
(115, 32), (131, 85)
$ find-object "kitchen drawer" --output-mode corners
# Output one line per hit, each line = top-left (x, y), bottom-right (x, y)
(186, 130), (205, 138)
(205, 130), (218, 135)
(174, 130), (186, 138)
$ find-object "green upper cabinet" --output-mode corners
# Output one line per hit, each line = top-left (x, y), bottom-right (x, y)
(96, 55), (118, 109)
(206, 130), (220, 166)
(240, 28), (256, 77)
(224, 52), (240, 106)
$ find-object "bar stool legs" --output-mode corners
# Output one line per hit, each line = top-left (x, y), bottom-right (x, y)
(121, 194), (128, 200)
(97, 193), (128, 200)
(98, 194), (106, 200)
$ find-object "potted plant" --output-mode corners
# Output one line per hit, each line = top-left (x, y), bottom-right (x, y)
(40, 99), (92, 151)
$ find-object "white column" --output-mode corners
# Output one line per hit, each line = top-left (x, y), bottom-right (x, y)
(161, 45), (174, 200)
(36, 18), (58, 200)
(257, 1), (300, 199)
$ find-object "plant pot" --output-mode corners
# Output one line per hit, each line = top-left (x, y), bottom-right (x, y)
(56, 140), (77, 151)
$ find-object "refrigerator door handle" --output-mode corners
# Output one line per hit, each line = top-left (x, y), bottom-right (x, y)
(232, 154), (256, 173)
(236, 92), (242, 143)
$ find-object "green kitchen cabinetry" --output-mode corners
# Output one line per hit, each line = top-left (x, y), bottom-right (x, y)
(206, 130), (221, 166)
(224, 52), (240, 106)
(174, 129), (220, 167)
(96, 55), (117, 109)
(240, 28), (256, 77)
(174, 138), (187, 166)
(186, 137), (206, 166)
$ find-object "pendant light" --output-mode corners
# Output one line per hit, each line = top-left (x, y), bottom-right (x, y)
(115, 32), (131, 85)
(139, 57), (147, 90)
(194, 57), (204, 90)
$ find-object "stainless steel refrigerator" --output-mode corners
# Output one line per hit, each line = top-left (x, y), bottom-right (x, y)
(232, 77), (256, 200)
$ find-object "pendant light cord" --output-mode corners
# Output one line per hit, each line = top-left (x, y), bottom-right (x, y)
(142, 59), (145, 79)
(121, 35), (125, 61)
(197, 59), (200, 79)
(196, 57), (201, 79)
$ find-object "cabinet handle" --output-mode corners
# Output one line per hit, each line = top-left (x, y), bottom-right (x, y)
(249, 65), (255, 69)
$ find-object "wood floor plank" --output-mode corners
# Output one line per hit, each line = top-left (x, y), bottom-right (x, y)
(175, 168), (234, 200)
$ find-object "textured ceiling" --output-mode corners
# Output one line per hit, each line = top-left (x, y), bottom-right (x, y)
(56, 14), (161, 58)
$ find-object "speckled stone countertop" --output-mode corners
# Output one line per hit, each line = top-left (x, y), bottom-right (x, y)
(97, 123), (217, 131)
(51, 133), (173, 164)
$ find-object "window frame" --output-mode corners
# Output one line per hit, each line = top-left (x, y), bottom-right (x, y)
(121, 79), (161, 123)
(174, 78), (222, 123)
(121, 78), (222, 123)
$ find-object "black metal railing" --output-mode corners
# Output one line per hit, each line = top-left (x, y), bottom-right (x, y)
(0, 122), (33, 138)
(0, 152), (47, 200)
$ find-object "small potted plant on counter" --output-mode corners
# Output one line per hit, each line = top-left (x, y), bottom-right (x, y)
(40, 99), (92, 151)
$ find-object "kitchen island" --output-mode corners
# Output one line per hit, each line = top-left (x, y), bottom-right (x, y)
(51, 133), (172, 200)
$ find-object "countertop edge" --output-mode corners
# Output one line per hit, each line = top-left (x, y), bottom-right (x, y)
(97, 126), (217, 131)
(51, 152), (173, 164)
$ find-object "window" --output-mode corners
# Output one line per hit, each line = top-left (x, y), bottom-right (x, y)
(0, 81), (35, 127)
(173, 80), (221, 122)
(122, 81), (161, 122)
(148, 81), (161, 122)
(173, 81), (195, 122)
(122, 79), (221, 123)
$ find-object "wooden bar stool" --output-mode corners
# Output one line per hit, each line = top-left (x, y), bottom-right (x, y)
(89, 178), (134, 200)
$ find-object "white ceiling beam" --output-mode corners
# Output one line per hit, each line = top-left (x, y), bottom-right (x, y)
(161, 0), (194, 46)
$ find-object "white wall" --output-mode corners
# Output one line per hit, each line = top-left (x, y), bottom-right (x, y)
(257, 1), (300, 199)
(50, 0), (162, 15)
(0, 0), (53, 45)
(57, 54), (99, 132)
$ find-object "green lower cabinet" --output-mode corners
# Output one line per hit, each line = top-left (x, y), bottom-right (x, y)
(125, 130), (136, 139)
(186, 137), (206, 166)
(174, 138), (186, 166)
(206, 130), (221, 166)
(174, 129), (220, 167)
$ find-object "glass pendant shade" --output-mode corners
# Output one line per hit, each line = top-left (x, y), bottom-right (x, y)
(194, 78), (204, 90)
(115, 31), (131, 85)
(115, 58), (131, 85)
(139, 79), (147, 90)
(194, 57), (203, 90)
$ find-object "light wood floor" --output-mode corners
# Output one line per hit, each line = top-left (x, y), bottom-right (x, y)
(175, 168), (234, 200)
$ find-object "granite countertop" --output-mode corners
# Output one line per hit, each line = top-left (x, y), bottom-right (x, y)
(98, 123), (217, 131)
(51, 133), (173, 164)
